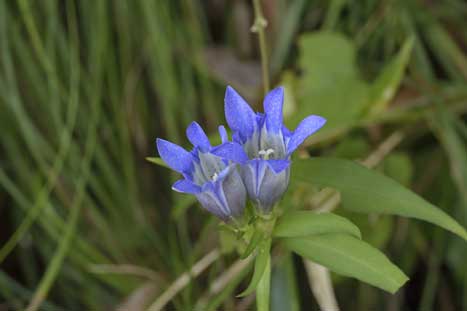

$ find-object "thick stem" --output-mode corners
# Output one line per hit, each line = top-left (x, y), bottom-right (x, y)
(251, 0), (270, 95)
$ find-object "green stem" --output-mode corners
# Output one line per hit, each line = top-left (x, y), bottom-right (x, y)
(252, 0), (270, 94)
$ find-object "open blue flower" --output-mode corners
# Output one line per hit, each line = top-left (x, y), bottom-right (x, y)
(156, 122), (248, 221)
(213, 86), (326, 213)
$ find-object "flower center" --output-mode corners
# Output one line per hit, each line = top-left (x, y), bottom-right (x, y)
(193, 151), (227, 185)
(258, 148), (275, 160)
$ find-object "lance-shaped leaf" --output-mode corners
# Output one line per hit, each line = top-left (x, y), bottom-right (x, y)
(282, 234), (408, 293)
(291, 158), (467, 241)
(241, 229), (264, 259)
(238, 237), (271, 297)
(274, 211), (361, 239)
(256, 253), (271, 311)
(146, 157), (168, 168)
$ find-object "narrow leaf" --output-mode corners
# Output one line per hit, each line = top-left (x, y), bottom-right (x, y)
(274, 211), (361, 239)
(241, 229), (264, 259)
(271, 253), (300, 311)
(368, 37), (414, 115)
(238, 237), (271, 297)
(256, 254), (271, 311)
(292, 158), (467, 241)
(283, 234), (408, 293)
(145, 157), (168, 168)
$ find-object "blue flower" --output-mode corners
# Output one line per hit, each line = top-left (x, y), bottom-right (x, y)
(213, 86), (326, 213)
(156, 122), (248, 221)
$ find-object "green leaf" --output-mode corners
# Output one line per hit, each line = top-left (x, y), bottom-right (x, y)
(145, 157), (168, 168)
(256, 253), (271, 311)
(291, 32), (370, 132)
(282, 234), (408, 293)
(292, 158), (467, 241)
(368, 37), (414, 115)
(273, 211), (361, 239)
(382, 153), (413, 187)
(241, 229), (264, 259)
(238, 237), (271, 297)
(271, 253), (300, 311)
(332, 136), (370, 159)
(336, 210), (393, 249)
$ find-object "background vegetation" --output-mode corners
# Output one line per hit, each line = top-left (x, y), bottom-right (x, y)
(0, 0), (466, 310)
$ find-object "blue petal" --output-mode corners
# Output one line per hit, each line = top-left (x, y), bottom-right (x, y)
(156, 138), (193, 173)
(264, 87), (284, 133)
(186, 121), (210, 151)
(218, 125), (228, 143)
(287, 115), (326, 155)
(232, 131), (242, 144)
(224, 86), (256, 140)
(282, 124), (292, 138)
(211, 142), (249, 164)
(172, 179), (201, 194)
(267, 159), (290, 174)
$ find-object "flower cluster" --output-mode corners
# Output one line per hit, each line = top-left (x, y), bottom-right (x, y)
(156, 86), (326, 222)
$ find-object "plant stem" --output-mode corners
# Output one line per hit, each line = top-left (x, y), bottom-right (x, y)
(252, 0), (270, 94)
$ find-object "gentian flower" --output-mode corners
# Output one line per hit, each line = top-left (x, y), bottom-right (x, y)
(156, 122), (248, 221)
(213, 86), (326, 213)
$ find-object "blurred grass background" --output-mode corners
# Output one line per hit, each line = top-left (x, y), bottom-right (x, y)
(0, 0), (466, 310)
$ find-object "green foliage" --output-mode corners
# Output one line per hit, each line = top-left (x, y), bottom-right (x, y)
(290, 33), (412, 135)
(292, 158), (467, 241)
(273, 211), (361, 239)
(293, 32), (369, 131)
(238, 237), (272, 297)
(368, 37), (414, 115)
(282, 234), (408, 293)
(270, 254), (300, 311)
(1, 0), (467, 310)
(256, 254), (271, 311)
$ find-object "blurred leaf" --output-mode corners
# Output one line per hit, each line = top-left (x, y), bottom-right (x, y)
(292, 158), (467, 241)
(368, 37), (414, 115)
(171, 195), (197, 220)
(271, 253), (300, 311)
(332, 136), (370, 159)
(274, 211), (361, 239)
(271, 0), (307, 74)
(322, 0), (346, 30)
(238, 237), (271, 297)
(282, 234), (408, 293)
(430, 104), (467, 287)
(218, 228), (237, 254)
(292, 32), (369, 131)
(430, 105), (467, 209)
(421, 16), (467, 80)
(280, 71), (298, 119)
(201, 260), (251, 311)
(382, 152), (413, 187)
(256, 253), (271, 311)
